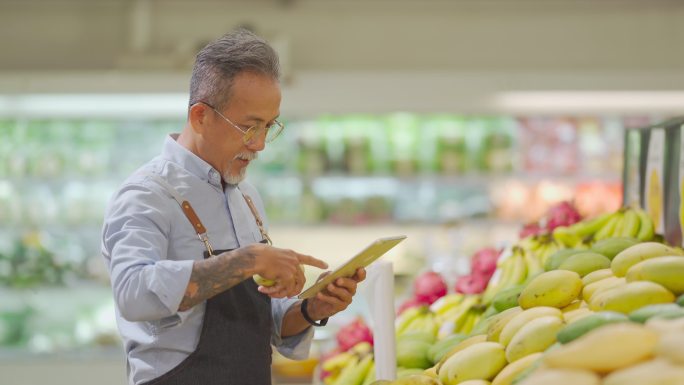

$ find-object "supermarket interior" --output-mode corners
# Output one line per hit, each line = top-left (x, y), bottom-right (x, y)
(2, 1), (684, 385)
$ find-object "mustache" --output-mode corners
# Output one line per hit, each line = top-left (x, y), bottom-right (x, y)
(234, 152), (258, 161)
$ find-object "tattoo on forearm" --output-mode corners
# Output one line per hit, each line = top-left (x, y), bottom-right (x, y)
(178, 249), (256, 311)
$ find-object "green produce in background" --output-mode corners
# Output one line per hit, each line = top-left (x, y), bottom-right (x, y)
(628, 303), (681, 324)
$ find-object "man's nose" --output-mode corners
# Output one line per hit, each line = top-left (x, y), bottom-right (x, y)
(246, 129), (267, 151)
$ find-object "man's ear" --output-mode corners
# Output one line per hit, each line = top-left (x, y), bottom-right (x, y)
(188, 103), (211, 134)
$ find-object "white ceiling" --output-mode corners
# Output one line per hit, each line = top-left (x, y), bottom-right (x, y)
(1, 0), (683, 114)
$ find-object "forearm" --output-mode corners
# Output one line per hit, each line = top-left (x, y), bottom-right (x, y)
(281, 300), (314, 337)
(178, 246), (258, 311)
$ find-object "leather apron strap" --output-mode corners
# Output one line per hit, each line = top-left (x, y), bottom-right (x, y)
(142, 175), (273, 385)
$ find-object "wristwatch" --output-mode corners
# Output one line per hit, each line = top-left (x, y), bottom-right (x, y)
(301, 299), (328, 327)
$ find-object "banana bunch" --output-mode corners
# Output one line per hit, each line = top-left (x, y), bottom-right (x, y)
(396, 306), (440, 340)
(482, 247), (529, 305)
(322, 342), (375, 385)
(518, 235), (562, 268)
(552, 206), (656, 248)
(434, 295), (483, 338)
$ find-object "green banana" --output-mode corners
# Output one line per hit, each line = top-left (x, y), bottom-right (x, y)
(545, 249), (583, 271)
(552, 226), (583, 248)
(571, 212), (614, 238)
(397, 306), (430, 335)
(397, 337), (433, 369)
(331, 355), (361, 385)
(428, 333), (469, 364)
(492, 285), (526, 312)
(617, 209), (640, 238)
(593, 212), (622, 241)
(360, 360), (376, 385)
(634, 207), (655, 241)
(522, 248), (544, 282)
(509, 252), (528, 287)
(628, 303), (682, 323)
(590, 237), (639, 260)
(558, 252), (611, 277)
(556, 311), (628, 344)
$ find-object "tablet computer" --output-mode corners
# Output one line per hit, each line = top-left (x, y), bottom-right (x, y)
(297, 235), (407, 299)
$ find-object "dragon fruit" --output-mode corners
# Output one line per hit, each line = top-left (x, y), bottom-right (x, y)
(413, 271), (448, 305)
(454, 274), (489, 294)
(545, 201), (582, 231)
(471, 247), (500, 277)
(335, 317), (373, 352)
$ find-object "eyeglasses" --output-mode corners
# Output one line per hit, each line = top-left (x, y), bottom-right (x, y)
(199, 102), (285, 144)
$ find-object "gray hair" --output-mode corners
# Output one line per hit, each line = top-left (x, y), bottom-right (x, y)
(189, 28), (280, 110)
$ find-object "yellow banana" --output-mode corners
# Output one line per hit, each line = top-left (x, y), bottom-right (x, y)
(589, 281), (675, 314)
(333, 353), (374, 385)
(499, 306), (562, 347)
(581, 268), (614, 287)
(360, 360), (376, 385)
(581, 276), (625, 303)
(508, 252), (528, 286)
(486, 306), (523, 342)
(518, 270), (583, 309)
(439, 342), (507, 385)
(562, 308), (594, 324)
(458, 380), (491, 385)
(440, 296), (480, 338)
(517, 368), (601, 385)
(491, 352), (542, 385)
(330, 355), (360, 385)
(505, 316), (564, 362)
(543, 323), (659, 373)
(459, 309), (482, 335)
(635, 207), (656, 241)
(626, 256), (684, 295)
(436, 334), (488, 373)
(655, 332), (684, 365)
(395, 374), (443, 384)
(431, 293), (465, 316)
(322, 351), (356, 373)
(611, 242), (684, 277)
(645, 317), (684, 335)
(560, 300), (585, 313)
(352, 341), (373, 355)
(522, 248), (544, 281)
(602, 358), (684, 385)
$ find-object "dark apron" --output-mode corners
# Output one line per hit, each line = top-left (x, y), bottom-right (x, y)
(142, 175), (274, 385)
(142, 245), (273, 385)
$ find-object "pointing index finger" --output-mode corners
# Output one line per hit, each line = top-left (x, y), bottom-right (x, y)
(297, 254), (328, 270)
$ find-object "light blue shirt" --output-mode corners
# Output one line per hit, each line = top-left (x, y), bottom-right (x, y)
(101, 134), (313, 385)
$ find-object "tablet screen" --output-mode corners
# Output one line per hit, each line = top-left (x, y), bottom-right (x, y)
(297, 235), (407, 299)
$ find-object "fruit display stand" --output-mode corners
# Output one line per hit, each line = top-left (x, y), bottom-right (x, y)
(318, 199), (684, 385)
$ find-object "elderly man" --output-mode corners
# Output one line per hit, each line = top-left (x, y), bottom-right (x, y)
(102, 29), (365, 385)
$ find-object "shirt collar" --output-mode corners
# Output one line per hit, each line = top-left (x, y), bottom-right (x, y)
(161, 133), (223, 188)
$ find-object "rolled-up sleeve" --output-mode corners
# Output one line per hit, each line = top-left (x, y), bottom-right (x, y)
(270, 298), (314, 360)
(102, 183), (194, 322)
